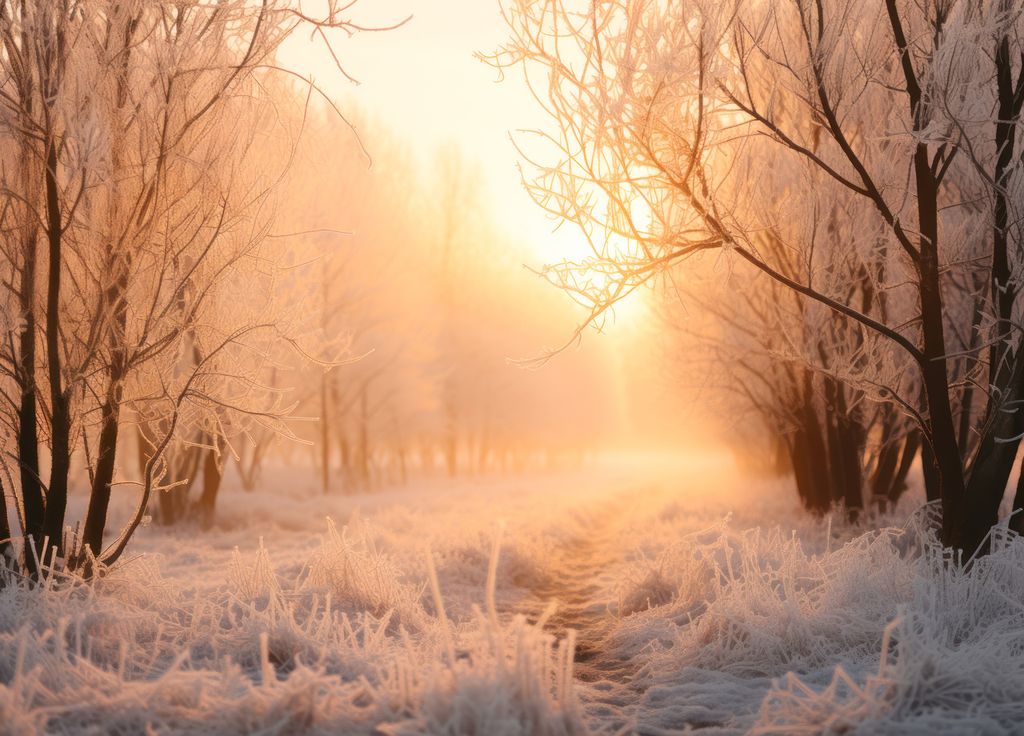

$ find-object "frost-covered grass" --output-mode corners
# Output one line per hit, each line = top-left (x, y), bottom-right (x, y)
(1, 463), (610, 735)
(4, 454), (1024, 734)
(0, 518), (584, 735)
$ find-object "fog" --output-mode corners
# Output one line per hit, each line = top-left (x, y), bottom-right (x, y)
(4, 1), (1024, 734)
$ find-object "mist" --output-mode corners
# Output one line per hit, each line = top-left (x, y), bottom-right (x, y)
(3, 1), (1024, 734)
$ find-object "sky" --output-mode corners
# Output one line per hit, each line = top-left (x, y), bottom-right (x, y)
(279, 0), (572, 260)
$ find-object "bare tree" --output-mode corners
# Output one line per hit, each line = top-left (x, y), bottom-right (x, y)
(0, 0), (397, 575)
(491, 0), (1024, 553)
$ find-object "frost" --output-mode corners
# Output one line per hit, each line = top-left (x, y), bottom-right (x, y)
(3, 463), (1024, 733)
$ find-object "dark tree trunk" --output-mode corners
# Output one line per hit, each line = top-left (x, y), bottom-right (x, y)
(889, 429), (920, 504)
(833, 384), (864, 513)
(920, 357), (966, 552)
(194, 446), (223, 529)
(16, 236), (44, 545)
(156, 446), (201, 525)
(41, 137), (70, 558)
(920, 439), (941, 503)
(1008, 449), (1024, 535)
(237, 441), (265, 492)
(9, 16), (43, 570)
(81, 28), (135, 560)
(789, 433), (814, 509)
(962, 416), (1022, 553)
(790, 389), (832, 513)
(823, 406), (846, 504)
(816, 375), (864, 514)
(871, 435), (902, 503)
(964, 31), (1024, 550)
(908, 127), (970, 549)
(82, 397), (120, 557)
(0, 474), (11, 566)
(82, 269), (129, 558)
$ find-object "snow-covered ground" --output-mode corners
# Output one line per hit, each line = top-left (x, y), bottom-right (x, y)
(5, 452), (1024, 734)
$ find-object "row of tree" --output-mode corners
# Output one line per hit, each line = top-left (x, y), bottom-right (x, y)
(254, 113), (619, 495)
(0, 0), (371, 575)
(494, 0), (1024, 553)
(0, 0), (622, 579)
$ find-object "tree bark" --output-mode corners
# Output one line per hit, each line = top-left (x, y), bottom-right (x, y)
(1008, 448), (1024, 535)
(17, 231), (44, 546)
(194, 445), (223, 529)
(871, 434), (901, 503)
(960, 29), (1024, 551)
(157, 446), (201, 526)
(0, 474), (11, 567)
(81, 19), (135, 560)
(890, 429), (920, 504)
(82, 270), (129, 557)
(41, 137), (71, 557)
(790, 382), (832, 513)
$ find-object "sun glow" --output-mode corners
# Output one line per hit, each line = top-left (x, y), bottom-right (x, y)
(7, 1), (1024, 733)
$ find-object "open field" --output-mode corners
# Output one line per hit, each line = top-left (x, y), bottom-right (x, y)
(6, 454), (1024, 734)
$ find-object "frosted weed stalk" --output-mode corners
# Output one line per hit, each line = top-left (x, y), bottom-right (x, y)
(300, 517), (425, 630)
(754, 523), (1024, 733)
(377, 526), (588, 736)
(0, 518), (587, 734)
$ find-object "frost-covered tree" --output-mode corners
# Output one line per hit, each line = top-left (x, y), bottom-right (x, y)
(492, 0), (1024, 553)
(256, 107), (618, 491)
(664, 230), (921, 515)
(0, 0), (387, 575)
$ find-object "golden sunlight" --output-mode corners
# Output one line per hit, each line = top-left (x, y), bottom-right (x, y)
(3, 1), (1019, 733)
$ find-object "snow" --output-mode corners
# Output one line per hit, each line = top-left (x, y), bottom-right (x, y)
(4, 453), (1024, 733)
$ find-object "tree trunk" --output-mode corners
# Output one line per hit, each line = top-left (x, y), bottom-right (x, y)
(892, 429), (919, 496)
(871, 434), (902, 504)
(238, 441), (265, 492)
(831, 381), (864, 514)
(962, 410), (1022, 553)
(884, 429), (920, 506)
(41, 137), (71, 557)
(320, 373), (331, 494)
(397, 445), (408, 484)
(790, 387), (832, 513)
(921, 341), (969, 551)
(358, 387), (370, 488)
(194, 445), (223, 529)
(904, 123), (972, 550)
(82, 269), (129, 557)
(82, 395), (120, 557)
(0, 474), (11, 568)
(82, 30), (134, 559)
(338, 433), (352, 493)
(964, 31), (1024, 551)
(789, 433), (814, 509)
(1008, 449), (1024, 535)
(157, 446), (201, 525)
(16, 231), (44, 548)
(920, 438), (941, 503)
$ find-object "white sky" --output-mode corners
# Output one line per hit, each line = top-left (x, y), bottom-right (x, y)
(279, 0), (575, 258)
